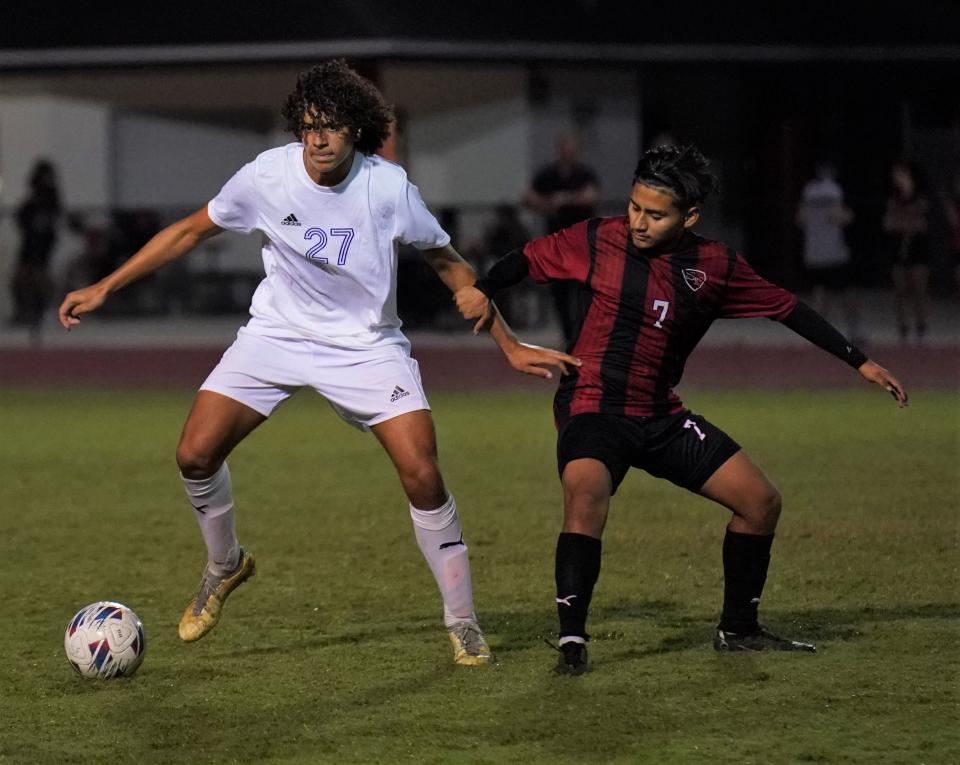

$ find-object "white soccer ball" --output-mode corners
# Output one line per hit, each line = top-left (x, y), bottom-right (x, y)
(64, 601), (146, 679)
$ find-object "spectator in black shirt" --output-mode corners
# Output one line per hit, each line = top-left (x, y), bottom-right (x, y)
(10, 159), (61, 331)
(524, 135), (599, 346)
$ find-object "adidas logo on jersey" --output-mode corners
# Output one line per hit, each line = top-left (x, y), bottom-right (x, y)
(281, 213), (301, 226)
(390, 385), (410, 403)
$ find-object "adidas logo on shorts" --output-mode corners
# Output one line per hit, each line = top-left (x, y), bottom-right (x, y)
(390, 385), (410, 403)
(281, 213), (301, 226)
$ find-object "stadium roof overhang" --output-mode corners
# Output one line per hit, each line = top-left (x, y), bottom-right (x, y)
(1, 39), (958, 71)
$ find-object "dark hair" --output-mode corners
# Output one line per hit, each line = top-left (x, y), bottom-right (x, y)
(28, 158), (60, 207)
(632, 145), (719, 208)
(281, 59), (393, 155)
(890, 159), (928, 198)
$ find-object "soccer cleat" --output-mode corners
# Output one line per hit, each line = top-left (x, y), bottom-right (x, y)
(714, 624), (816, 653)
(552, 641), (589, 676)
(447, 621), (493, 665)
(178, 549), (255, 642)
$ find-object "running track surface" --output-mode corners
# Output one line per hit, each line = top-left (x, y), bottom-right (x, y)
(1, 345), (955, 392)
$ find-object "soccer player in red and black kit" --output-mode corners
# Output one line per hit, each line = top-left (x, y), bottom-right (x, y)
(454, 145), (907, 675)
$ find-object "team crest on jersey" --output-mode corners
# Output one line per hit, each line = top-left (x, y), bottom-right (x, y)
(682, 268), (707, 291)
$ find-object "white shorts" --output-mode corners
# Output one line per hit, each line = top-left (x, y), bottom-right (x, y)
(200, 328), (430, 430)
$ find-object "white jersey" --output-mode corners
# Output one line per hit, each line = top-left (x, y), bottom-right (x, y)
(798, 177), (850, 268)
(208, 143), (450, 348)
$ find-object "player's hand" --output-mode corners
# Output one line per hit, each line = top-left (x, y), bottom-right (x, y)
(58, 284), (109, 330)
(504, 342), (582, 380)
(454, 285), (493, 334)
(858, 360), (908, 408)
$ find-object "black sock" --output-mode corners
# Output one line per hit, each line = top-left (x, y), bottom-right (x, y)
(718, 529), (774, 634)
(555, 532), (602, 640)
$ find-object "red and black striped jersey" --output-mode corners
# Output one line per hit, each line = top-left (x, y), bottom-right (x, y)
(523, 216), (798, 421)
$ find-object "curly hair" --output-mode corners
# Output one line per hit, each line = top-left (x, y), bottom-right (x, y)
(281, 59), (393, 155)
(632, 145), (720, 208)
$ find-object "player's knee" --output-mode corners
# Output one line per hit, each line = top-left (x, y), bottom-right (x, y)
(175, 440), (220, 479)
(563, 476), (609, 517)
(757, 485), (782, 528)
(563, 466), (608, 497)
(564, 483), (606, 510)
(399, 460), (445, 507)
(400, 460), (440, 490)
(562, 481), (608, 537)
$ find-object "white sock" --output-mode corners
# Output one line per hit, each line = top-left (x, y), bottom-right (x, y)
(409, 494), (476, 628)
(181, 462), (240, 576)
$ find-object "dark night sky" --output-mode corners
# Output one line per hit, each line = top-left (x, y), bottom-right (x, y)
(3, 1), (959, 50)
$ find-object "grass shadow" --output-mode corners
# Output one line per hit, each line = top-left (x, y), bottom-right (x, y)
(478, 599), (959, 660)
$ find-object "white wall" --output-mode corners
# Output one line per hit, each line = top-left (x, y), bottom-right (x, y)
(0, 101), (274, 322)
(112, 113), (273, 275)
(409, 99), (529, 206)
(0, 96), (113, 210)
(113, 113), (269, 208)
(382, 64), (531, 208)
(0, 96), (113, 320)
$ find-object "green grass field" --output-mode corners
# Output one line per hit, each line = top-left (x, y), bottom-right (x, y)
(0, 387), (957, 764)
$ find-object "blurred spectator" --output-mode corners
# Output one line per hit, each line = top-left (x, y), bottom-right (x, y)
(940, 171), (960, 295)
(9, 159), (61, 330)
(523, 134), (599, 346)
(795, 162), (860, 342)
(882, 161), (930, 343)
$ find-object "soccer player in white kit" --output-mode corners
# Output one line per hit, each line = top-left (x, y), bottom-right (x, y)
(59, 59), (578, 665)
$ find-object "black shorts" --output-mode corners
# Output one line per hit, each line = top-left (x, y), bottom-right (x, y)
(556, 410), (741, 495)
(888, 234), (931, 267)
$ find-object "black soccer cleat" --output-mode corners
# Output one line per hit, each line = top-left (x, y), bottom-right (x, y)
(714, 624), (816, 653)
(552, 641), (589, 675)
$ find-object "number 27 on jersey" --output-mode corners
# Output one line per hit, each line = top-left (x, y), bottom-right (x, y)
(304, 227), (355, 265)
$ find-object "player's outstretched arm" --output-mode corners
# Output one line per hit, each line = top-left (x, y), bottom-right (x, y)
(59, 206), (223, 329)
(483, 301), (581, 380)
(421, 244), (580, 379)
(780, 301), (908, 407)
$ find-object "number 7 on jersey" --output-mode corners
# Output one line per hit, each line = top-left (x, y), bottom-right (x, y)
(652, 299), (670, 328)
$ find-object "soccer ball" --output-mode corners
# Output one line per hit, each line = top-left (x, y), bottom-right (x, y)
(64, 601), (146, 679)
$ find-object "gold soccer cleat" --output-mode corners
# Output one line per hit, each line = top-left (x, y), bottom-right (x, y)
(178, 549), (256, 642)
(448, 621), (493, 665)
